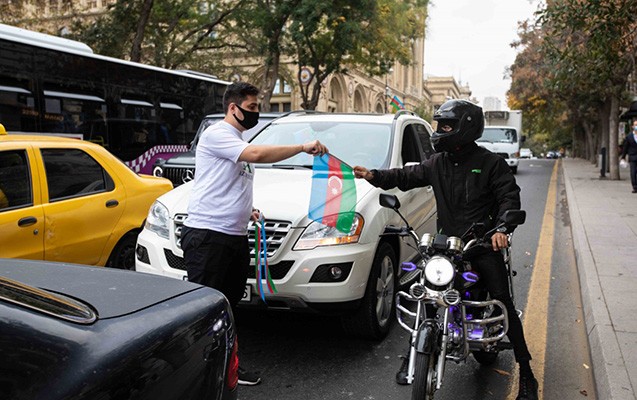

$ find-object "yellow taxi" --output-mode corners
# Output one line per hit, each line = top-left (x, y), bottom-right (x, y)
(0, 125), (173, 269)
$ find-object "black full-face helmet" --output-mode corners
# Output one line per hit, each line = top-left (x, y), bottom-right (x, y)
(431, 99), (484, 153)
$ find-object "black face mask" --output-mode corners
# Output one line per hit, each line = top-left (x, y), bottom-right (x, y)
(233, 104), (259, 130)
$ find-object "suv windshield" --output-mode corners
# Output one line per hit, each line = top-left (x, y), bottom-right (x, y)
(478, 127), (518, 143)
(251, 121), (392, 170)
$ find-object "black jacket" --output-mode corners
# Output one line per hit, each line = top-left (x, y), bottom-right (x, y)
(369, 144), (521, 238)
(621, 134), (637, 162)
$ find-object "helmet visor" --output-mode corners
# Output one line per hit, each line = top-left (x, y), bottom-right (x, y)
(432, 118), (457, 134)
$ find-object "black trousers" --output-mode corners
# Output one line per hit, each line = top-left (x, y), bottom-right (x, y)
(471, 250), (532, 362)
(181, 226), (249, 312)
(630, 160), (637, 191)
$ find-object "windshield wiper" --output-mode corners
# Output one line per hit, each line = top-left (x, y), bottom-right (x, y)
(270, 164), (313, 169)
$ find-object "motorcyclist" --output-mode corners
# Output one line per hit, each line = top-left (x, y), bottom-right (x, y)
(353, 99), (538, 400)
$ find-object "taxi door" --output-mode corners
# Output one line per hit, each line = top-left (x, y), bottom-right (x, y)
(0, 146), (45, 259)
(36, 146), (125, 265)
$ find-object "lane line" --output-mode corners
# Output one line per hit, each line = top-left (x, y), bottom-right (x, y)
(507, 160), (558, 399)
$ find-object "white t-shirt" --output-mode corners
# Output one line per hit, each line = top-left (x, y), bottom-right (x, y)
(185, 121), (253, 235)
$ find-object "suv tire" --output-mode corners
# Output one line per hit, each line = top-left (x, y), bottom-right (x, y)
(341, 242), (396, 340)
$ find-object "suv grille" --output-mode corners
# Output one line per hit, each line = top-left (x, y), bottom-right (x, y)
(173, 214), (291, 258)
(163, 166), (195, 187)
(247, 219), (291, 257)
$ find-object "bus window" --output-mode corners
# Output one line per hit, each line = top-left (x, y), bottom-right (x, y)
(41, 87), (106, 137)
(0, 79), (38, 132)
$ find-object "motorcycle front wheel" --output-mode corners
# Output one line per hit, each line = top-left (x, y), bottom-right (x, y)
(412, 352), (437, 400)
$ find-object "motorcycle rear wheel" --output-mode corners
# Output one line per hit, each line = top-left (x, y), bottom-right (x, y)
(412, 352), (436, 400)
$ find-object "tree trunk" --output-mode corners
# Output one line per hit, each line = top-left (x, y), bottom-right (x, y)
(259, 35), (282, 113)
(130, 0), (154, 62)
(599, 100), (611, 171)
(609, 95), (620, 180)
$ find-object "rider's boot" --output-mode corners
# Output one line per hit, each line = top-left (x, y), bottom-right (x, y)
(516, 361), (538, 400)
(395, 355), (410, 385)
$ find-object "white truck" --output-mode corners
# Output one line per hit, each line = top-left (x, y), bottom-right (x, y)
(479, 110), (525, 174)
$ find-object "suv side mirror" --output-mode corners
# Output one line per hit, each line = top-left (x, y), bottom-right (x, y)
(379, 193), (400, 210)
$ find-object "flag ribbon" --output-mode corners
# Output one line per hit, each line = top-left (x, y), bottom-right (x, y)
(254, 217), (277, 302)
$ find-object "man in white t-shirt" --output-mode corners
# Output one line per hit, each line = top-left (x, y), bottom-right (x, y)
(181, 81), (327, 386)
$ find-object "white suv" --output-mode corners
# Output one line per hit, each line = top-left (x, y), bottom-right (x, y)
(135, 111), (437, 339)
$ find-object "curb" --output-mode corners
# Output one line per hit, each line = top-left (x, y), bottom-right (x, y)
(562, 160), (635, 400)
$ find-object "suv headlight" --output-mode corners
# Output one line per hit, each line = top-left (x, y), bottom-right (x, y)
(293, 214), (364, 250)
(145, 200), (170, 239)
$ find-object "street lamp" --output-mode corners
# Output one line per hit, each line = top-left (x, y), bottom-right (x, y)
(384, 68), (393, 113)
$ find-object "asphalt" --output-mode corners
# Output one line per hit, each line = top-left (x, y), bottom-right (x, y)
(563, 158), (637, 400)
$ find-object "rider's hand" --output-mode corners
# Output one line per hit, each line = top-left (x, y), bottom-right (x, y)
(353, 166), (374, 180)
(491, 232), (508, 251)
(302, 140), (328, 156)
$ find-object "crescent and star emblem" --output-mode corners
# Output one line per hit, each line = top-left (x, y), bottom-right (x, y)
(328, 176), (342, 196)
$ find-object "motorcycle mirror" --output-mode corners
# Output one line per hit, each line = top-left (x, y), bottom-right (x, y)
(379, 193), (401, 210)
(501, 210), (526, 226)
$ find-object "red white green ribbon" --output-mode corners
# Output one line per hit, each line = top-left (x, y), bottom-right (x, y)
(254, 217), (277, 302)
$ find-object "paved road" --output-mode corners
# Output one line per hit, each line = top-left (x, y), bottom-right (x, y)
(235, 159), (594, 400)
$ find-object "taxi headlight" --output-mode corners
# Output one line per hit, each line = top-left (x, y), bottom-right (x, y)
(293, 214), (364, 250)
(145, 200), (170, 239)
(424, 256), (455, 286)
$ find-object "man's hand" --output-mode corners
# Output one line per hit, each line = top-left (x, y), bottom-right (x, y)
(302, 140), (328, 156)
(353, 166), (373, 180)
(491, 232), (509, 251)
(251, 208), (262, 222)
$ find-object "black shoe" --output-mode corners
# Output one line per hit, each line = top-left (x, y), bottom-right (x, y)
(632, 189), (637, 193)
(395, 355), (410, 385)
(238, 366), (261, 386)
(516, 375), (538, 400)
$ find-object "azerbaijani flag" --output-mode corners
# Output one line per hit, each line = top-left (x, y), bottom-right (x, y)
(389, 95), (405, 111)
(308, 153), (357, 233)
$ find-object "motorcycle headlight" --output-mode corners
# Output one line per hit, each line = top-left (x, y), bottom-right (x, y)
(293, 214), (364, 250)
(145, 200), (170, 239)
(424, 256), (455, 286)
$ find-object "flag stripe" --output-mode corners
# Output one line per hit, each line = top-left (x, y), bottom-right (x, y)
(308, 155), (329, 223)
(322, 155), (343, 227)
(337, 162), (356, 233)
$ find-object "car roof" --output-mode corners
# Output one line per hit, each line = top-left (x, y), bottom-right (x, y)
(0, 133), (93, 145)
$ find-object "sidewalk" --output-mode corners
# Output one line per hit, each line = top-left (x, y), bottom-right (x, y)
(563, 158), (637, 400)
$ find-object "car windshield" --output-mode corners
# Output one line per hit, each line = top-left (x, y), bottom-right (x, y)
(250, 121), (392, 170)
(478, 128), (517, 143)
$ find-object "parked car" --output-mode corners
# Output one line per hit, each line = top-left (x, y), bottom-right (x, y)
(546, 150), (559, 159)
(152, 112), (286, 186)
(136, 110), (438, 339)
(519, 147), (533, 159)
(0, 257), (238, 400)
(0, 131), (173, 269)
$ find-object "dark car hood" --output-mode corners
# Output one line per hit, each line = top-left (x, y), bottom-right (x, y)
(0, 258), (203, 319)
(164, 151), (196, 166)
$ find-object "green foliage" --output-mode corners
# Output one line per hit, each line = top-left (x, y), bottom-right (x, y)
(70, 0), (240, 69)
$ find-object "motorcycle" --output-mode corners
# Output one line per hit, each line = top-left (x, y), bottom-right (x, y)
(379, 193), (526, 400)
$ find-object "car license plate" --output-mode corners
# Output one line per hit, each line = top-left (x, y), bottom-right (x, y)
(241, 284), (252, 302)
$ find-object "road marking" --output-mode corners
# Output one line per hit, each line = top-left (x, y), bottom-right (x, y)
(507, 159), (558, 399)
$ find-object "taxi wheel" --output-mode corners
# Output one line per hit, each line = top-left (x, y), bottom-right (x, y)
(107, 232), (137, 270)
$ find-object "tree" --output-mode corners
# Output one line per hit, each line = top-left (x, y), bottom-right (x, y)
(232, 0), (302, 111)
(538, 0), (637, 178)
(71, 0), (244, 70)
(288, 0), (428, 110)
